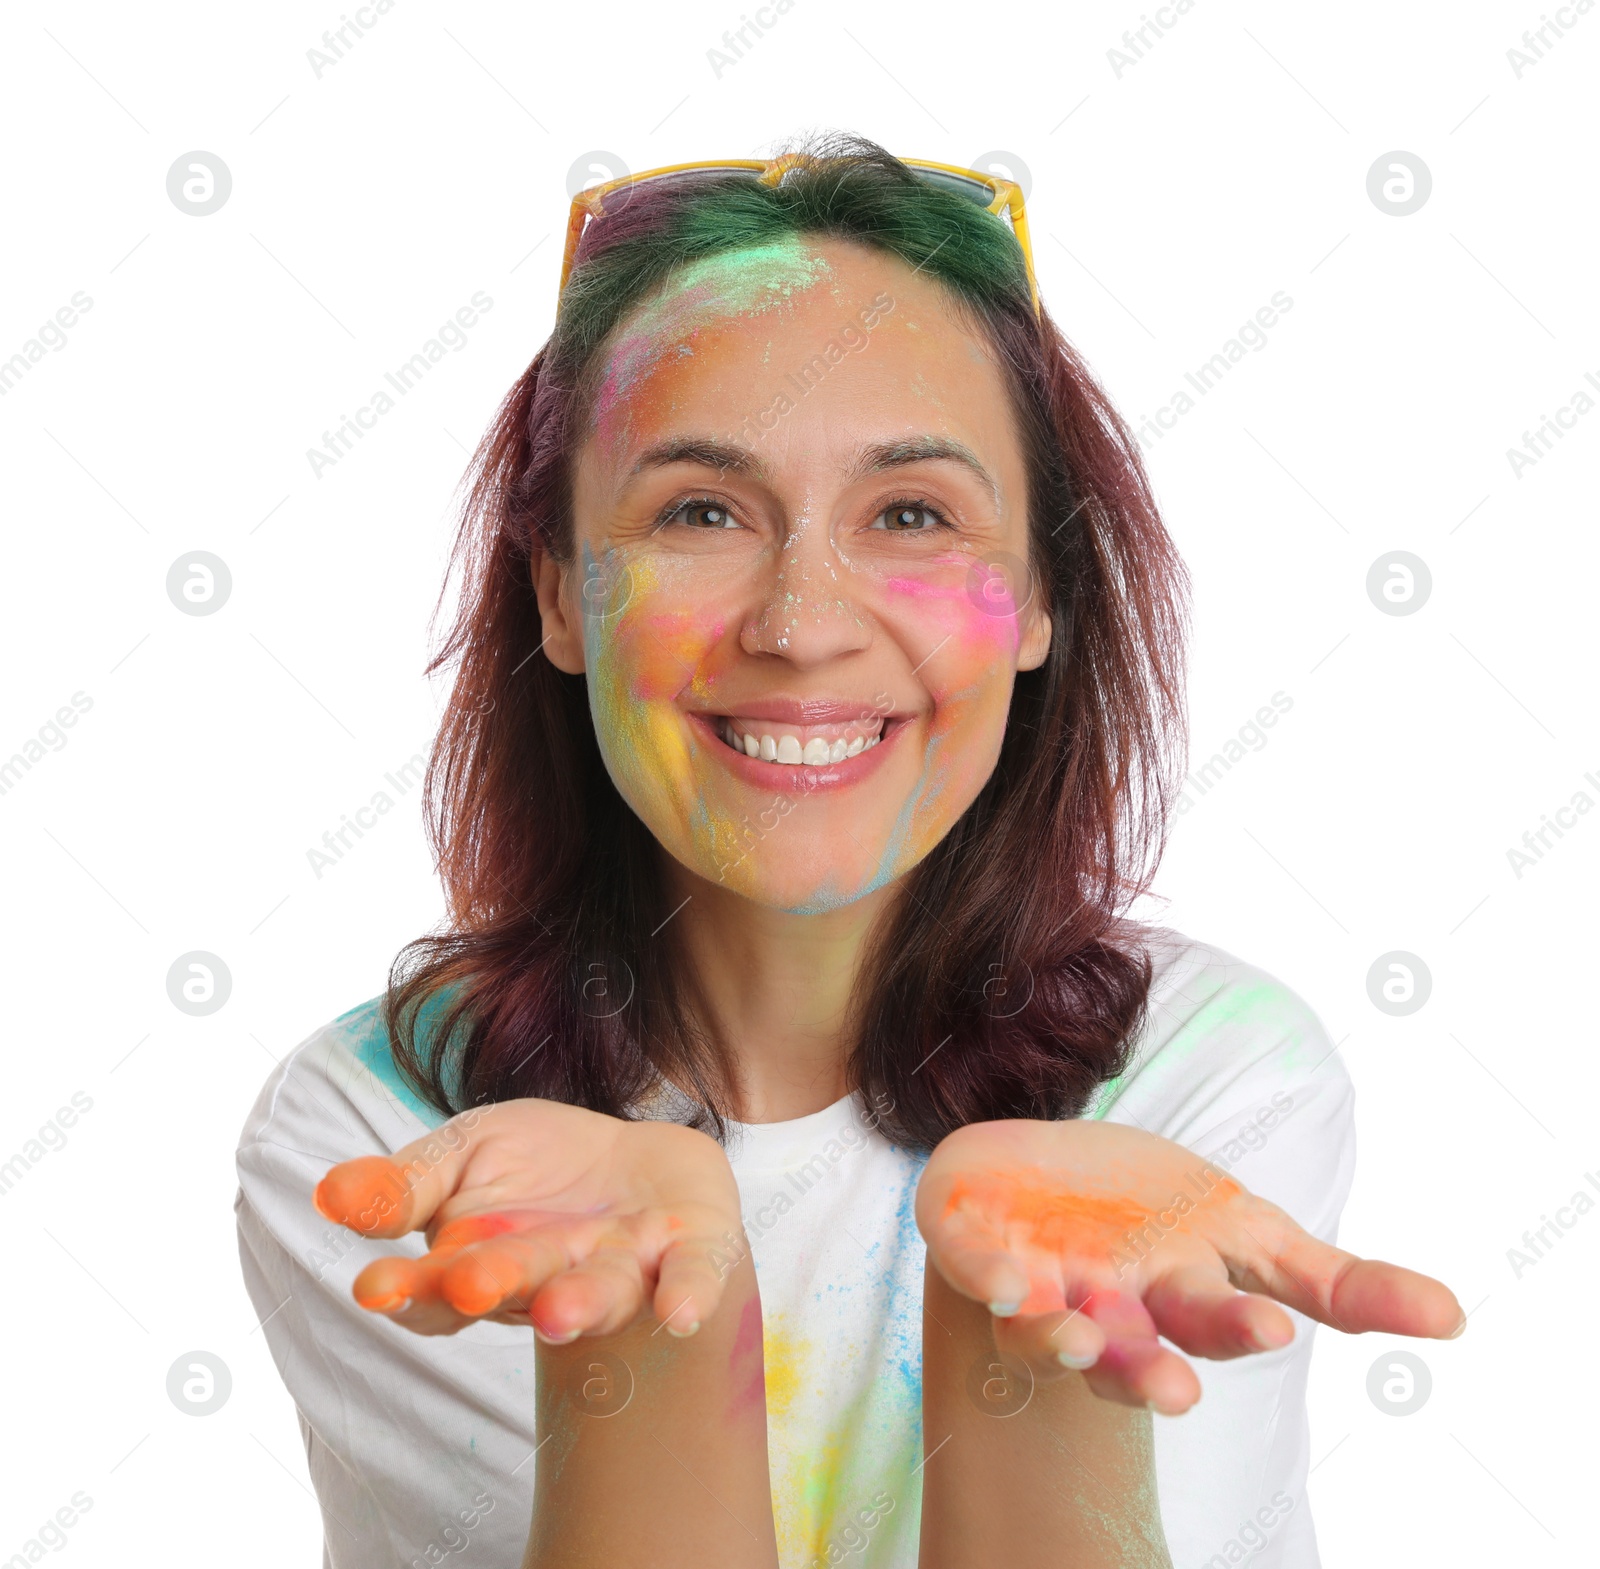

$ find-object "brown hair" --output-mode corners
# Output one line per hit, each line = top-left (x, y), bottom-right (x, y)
(384, 130), (1191, 1153)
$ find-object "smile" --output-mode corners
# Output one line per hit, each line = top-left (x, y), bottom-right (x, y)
(714, 714), (883, 766)
(685, 707), (908, 790)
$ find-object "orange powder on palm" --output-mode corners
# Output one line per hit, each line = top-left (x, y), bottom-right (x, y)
(943, 1166), (1240, 1259)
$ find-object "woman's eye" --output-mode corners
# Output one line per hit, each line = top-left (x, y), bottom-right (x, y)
(664, 499), (739, 530)
(872, 502), (948, 532)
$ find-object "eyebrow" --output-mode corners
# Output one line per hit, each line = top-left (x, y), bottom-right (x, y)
(625, 434), (1000, 508)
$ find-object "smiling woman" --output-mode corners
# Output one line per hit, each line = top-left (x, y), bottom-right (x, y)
(236, 129), (1463, 1569)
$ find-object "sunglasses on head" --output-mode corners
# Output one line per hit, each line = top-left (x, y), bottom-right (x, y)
(557, 153), (1040, 320)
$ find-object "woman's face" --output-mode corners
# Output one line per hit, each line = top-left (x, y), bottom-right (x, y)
(539, 234), (1051, 914)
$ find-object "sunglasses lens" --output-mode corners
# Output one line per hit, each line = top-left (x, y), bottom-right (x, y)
(910, 168), (995, 207)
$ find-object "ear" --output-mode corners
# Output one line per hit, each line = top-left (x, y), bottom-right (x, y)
(1016, 591), (1052, 673)
(532, 545), (585, 675)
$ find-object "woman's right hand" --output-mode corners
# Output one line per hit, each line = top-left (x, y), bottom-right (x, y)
(313, 1100), (745, 1343)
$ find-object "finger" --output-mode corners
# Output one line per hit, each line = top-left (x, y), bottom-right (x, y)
(1143, 1265), (1295, 1360)
(314, 1113), (483, 1238)
(925, 1232), (1033, 1318)
(350, 1252), (475, 1335)
(1326, 1258), (1465, 1340)
(1224, 1208), (1465, 1339)
(436, 1230), (578, 1320)
(1081, 1288), (1201, 1415)
(992, 1300), (1107, 1378)
(651, 1231), (740, 1338)
(531, 1243), (649, 1341)
(1085, 1334), (1200, 1416)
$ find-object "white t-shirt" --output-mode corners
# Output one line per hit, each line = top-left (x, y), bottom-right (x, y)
(235, 927), (1354, 1569)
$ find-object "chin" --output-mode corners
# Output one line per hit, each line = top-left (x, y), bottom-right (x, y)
(691, 843), (896, 914)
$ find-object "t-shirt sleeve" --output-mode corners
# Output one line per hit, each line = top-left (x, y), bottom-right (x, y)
(1086, 930), (1356, 1569)
(233, 1003), (537, 1569)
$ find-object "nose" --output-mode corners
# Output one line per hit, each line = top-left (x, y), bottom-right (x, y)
(741, 510), (874, 667)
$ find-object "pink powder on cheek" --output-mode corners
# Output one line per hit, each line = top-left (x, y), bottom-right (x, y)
(882, 572), (1023, 662)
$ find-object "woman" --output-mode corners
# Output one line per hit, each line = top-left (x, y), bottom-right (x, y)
(236, 131), (1462, 1568)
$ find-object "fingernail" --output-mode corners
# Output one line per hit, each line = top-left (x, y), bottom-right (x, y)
(1057, 1350), (1097, 1370)
(534, 1322), (580, 1345)
(988, 1300), (1021, 1318)
(667, 1319), (701, 1339)
(1248, 1323), (1291, 1351)
(1445, 1317), (1467, 1340)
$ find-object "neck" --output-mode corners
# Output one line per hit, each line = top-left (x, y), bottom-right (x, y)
(661, 859), (896, 1123)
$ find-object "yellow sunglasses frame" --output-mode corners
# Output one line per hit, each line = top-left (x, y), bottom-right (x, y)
(557, 153), (1040, 321)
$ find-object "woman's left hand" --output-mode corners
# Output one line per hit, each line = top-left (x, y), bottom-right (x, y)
(915, 1117), (1464, 1415)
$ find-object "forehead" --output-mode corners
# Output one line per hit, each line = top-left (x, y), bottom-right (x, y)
(578, 234), (1017, 490)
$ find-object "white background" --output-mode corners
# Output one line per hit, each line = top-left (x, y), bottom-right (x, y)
(1, 0), (1592, 1563)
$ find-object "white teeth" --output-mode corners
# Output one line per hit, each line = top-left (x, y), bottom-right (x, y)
(718, 719), (890, 766)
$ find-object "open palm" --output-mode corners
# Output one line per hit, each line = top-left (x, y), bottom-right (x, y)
(314, 1099), (745, 1342)
(916, 1117), (1464, 1414)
